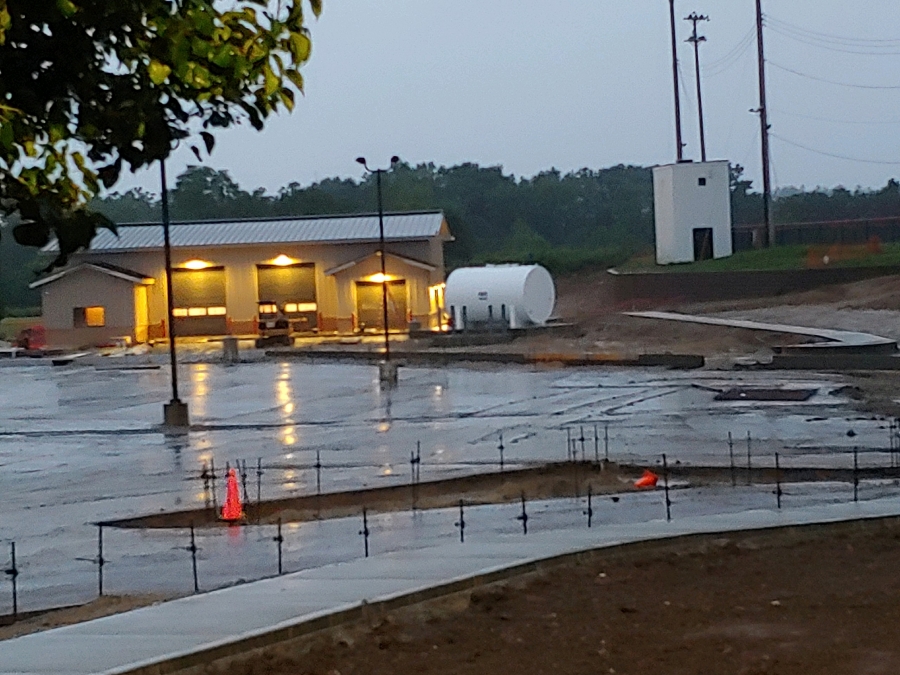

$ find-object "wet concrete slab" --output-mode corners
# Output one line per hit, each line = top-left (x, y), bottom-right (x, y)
(0, 361), (892, 610)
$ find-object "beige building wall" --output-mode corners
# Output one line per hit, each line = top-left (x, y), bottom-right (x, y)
(40, 269), (140, 348)
(67, 236), (445, 340)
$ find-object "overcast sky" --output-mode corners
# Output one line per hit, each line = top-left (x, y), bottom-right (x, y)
(117, 0), (900, 197)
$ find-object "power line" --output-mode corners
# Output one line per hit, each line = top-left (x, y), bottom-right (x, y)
(766, 23), (900, 56)
(703, 26), (756, 76)
(768, 60), (900, 90)
(764, 14), (900, 47)
(771, 108), (900, 126)
(772, 133), (900, 166)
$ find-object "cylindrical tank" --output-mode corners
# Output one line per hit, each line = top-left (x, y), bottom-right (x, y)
(444, 265), (556, 329)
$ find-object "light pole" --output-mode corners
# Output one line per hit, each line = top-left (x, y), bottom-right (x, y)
(161, 160), (189, 428)
(356, 156), (399, 386)
(685, 12), (709, 162)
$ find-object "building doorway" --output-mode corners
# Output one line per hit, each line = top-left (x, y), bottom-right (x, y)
(256, 263), (318, 332)
(693, 228), (714, 261)
(171, 267), (227, 336)
(355, 280), (407, 331)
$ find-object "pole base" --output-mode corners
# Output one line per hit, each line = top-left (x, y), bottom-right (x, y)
(378, 360), (398, 389)
(164, 399), (190, 428)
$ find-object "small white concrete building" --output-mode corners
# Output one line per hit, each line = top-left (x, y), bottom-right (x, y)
(653, 160), (733, 265)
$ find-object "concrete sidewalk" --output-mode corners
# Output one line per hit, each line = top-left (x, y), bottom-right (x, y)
(2, 497), (900, 675)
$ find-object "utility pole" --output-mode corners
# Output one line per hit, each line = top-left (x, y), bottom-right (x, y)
(754, 0), (774, 247)
(685, 12), (709, 163)
(668, 0), (685, 162)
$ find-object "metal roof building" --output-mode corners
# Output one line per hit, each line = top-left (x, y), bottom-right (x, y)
(45, 211), (450, 252)
(35, 211), (452, 348)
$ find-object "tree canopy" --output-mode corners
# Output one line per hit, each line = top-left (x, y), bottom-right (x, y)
(0, 0), (320, 267)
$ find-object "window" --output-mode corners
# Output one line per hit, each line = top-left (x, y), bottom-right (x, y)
(73, 306), (106, 328)
(698, 177), (707, 186)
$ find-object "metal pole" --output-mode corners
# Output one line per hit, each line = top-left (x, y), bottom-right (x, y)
(662, 453), (672, 522)
(669, 0), (685, 161)
(455, 500), (465, 543)
(593, 424), (599, 463)
(376, 170), (390, 360)
(686, 13), (709, 162)
(853, 449), (859, 503)
(239, 459), (249, 504)
(566, 427), (572, 462)
(498, 432), (505, 471)
(160, 161), (180, 403)
(579, 426), (586, 462)
(755, 0), (774, 247)
(315, 450), (322, 495)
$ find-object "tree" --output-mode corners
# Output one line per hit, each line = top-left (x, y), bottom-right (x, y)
(0, 0), (320, 267)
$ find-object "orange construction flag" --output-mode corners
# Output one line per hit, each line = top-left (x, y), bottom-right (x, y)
(634, 469), (659, 489)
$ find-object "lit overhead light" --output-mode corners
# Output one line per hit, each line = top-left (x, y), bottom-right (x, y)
(271, 254), (296, 266)
(182, 259), (212, 270)
(368, 272), (391, 283)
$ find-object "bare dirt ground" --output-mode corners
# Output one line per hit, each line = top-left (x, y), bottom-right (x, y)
(0, 594), (168, 641)
(213, 519), (900, 675)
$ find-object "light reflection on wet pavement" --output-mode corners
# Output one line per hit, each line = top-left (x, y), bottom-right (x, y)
(0, 361), (892, 611)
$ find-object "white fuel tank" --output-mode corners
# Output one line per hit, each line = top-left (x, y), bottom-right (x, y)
(444, 264), (556, 329)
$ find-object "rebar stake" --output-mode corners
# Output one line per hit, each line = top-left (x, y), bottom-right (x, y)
(728, 432), (736, 487)
(584, 485), (593, 528)
(97, 524), (106, 596)
(239, 459), (250, 504)
(516, 493), (529, 535)
(746, 431), (752, 486)
(579, 426), (586, 462)
(566, 428), (572, 462)
(604, 423), (610, 463)
(187, 524), (199, 593)
(209, 459), (218, 512)
(662, 453), (672, 522)
(455, 500), (466, 543)
(4, 542), (18, 621)
(274, 518), (284, 575)
(256, 457), (264, 525)
(315, 450), (322, 496)
(498, 432), (505, 472)
(775, 452), (782, 510)
(359, 508), (370, 558)
(853, 448), (859, 503)
(593, 424), (600, 463)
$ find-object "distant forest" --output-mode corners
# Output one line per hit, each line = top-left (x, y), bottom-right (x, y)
(3, 161), (900, 314)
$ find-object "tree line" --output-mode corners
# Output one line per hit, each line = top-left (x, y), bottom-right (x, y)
(4, 161), (900, 315)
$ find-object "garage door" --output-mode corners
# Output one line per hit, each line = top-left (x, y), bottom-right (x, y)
(172, 268), (227, 336)
(256, 263), (317, 331)
(355, 280), (407, 331)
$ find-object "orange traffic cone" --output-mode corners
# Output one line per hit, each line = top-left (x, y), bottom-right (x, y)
(634, 469), (659, 489)
(221, 468), (244, 522)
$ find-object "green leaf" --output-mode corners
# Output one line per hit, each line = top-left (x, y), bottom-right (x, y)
(148, 60), (171, 85)
(284, 69), (304, 92)
(288, 32), (311, 63)
(263, 64), (279, 97)
(279, 88), (294, 111)
(0, 122), (13, 150)
(56, 0), (79, 18)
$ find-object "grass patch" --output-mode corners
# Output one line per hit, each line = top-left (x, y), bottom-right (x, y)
(616, 244), (900, 273)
